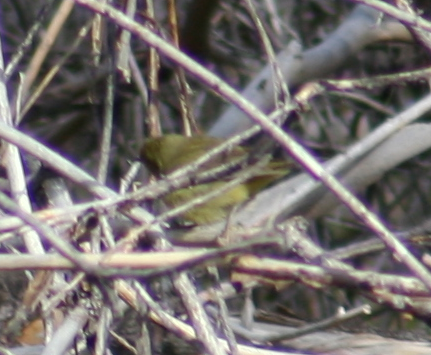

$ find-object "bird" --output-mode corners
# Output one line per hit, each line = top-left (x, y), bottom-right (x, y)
(140, 134), (291, 225)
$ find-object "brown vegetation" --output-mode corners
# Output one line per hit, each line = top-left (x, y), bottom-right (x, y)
(1, 0), (431, 354)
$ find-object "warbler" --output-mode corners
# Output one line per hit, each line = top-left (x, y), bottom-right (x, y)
(140, 134), (291, 225)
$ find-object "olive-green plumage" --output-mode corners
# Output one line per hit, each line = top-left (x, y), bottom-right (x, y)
(140, 134), (290, 225)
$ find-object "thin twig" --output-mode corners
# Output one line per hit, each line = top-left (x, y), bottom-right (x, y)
(263, 305), (372, 342)
(0, 191), (92, 270)
(349, 0), (431, 33)
(96, 65), (115, 183)
(21, 0), (75, 98)
(0, 32), (45, 255)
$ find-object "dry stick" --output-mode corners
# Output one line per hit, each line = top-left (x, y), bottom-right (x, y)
(128, 282), (294, 355)
(172, 273), (226, 355)
(34, 165), (80, 338)
(136, 312), (152, 355)
(129, 53), (149, 106)
(0, 33), (45, 255)
(323, 67), (431, 91)
(41, 306), (88, 355)
(263, 0), (284, 38)
(244, 0), (290, 107)
(264, 305), (372, 342)
(91, 5), (103, 66)
(390, 0), (431, 53)
(230, 305), (371, 343)
(0, 252), (207, 271)
(0, 200), (111, 233)
(233, 255), (431, 319)
(155, 229), (226, 355)
(206, 267), (239, 355)
(71, 0), (431, 292)
(44, 273), (86, 313)
(109, 332), (136, 355)
(168, 0), (198, 135)
(272, 218), (431, 318)
(0, 235), (282, 274)
(147, 233), (281, 355)
(209, 5), (382, 137)
(5, 3), (51, 80)
(116, 0), (136, 81)
(21, 0), (75, 98)
(19, 19), (94, 121)
(97, 67), (114, 184)
(375, 19), (413, 42)
(1, 249), (430, 296)
(119, 161), (142, 194)
(329, 91), (395, 116)
(0, 191), (91, 269)
(90, 103), (111, 255)
(0, 121), (118, 200)
(349, 0), (431, 33)
(95, 307), (113, 355)
(145, 0), (162, 137)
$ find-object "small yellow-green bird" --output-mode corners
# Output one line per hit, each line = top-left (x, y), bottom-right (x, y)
(140, 134), (291, 225)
